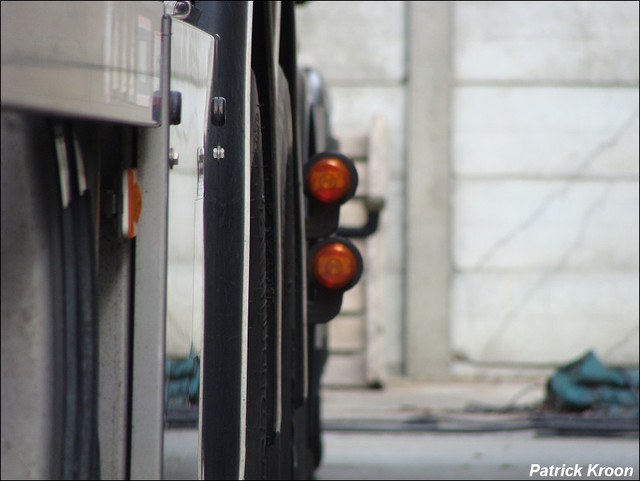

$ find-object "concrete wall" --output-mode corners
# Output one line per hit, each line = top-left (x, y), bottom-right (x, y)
(450, 1), (639, 374)
(295, 1), (639, 380)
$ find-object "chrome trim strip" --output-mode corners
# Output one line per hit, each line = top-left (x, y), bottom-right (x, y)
(238, 5), (254, 478)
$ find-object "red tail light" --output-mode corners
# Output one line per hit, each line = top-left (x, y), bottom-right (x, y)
(311, 240), (362, 290)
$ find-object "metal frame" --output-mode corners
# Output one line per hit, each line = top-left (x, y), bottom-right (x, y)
(129, 12), (172, 480)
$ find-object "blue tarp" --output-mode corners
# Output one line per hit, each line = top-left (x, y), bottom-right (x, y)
(165, 352), (200, 407)
(544, 350), (639, 418)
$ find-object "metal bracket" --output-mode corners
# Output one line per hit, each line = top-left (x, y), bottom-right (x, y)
(337, 195), (386, 238)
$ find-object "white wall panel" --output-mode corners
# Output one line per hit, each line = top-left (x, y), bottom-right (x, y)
(453, 180), (639, 270)
(329, 85), (406, 179)
(296, 1), (406, 82)
(451, 272), (639, 364)
(454, 1), (640, 83)
(453, 87), (639, 177)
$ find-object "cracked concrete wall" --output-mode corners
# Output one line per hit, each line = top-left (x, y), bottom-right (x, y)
(296, 1), (639, 378)
(450, 1), (639, 371)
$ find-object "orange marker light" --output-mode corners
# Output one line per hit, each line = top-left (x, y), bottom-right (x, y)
(312, 242), (360, 290)
(122, 169), (142, 239)
(306, 157), (353, 204)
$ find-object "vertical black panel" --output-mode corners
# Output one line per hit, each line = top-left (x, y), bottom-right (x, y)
(195, 2), (251, 479)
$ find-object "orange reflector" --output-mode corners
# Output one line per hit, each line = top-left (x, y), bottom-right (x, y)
(312, 242), (359, 290)
(306, 157), (352, 204)
(122, 169), (142, 239)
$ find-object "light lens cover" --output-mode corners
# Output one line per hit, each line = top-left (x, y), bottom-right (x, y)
(306, 157), (352, 204)
(312, 241), (360, 290)
(122, 169), (142, 239)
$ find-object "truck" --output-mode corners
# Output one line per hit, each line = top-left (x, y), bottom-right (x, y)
(1, 1), (365, 479)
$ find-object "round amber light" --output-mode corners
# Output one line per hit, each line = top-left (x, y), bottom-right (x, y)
(307, 157), (352, 204)
(312, 242), (359, 289)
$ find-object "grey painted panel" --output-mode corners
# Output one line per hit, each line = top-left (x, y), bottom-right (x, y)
(98, 234), (133, 479)
(129, 14), (171, 480)
(1, 2), (163, 125)
(1, 112), (61, 479)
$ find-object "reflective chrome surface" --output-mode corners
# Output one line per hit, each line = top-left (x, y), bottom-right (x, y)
(166, 19), (215, 360)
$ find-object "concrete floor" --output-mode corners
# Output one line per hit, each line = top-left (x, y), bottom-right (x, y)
(163, 379), (639, 480)
(314, 431), (639, 480)
(163, 427), (639, 480)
